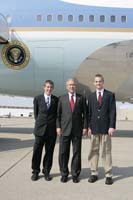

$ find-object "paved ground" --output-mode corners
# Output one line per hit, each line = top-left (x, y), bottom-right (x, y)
(0, 118), (133, 200)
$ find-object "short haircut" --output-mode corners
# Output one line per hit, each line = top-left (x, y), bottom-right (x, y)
(66, 78), (77, 86)
(44, 80), (54, 88)
(94, 74), (104, 82)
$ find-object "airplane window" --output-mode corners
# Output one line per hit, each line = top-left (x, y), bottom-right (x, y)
(68, 15), (73, 22)
(100, 15), (105, 22)
(89, 15), (94, 22)
(36, 15), (42, 22)
(6, 15), (12, 23)
(110, 15), (116, 23)
(57, 15), (63, 22)
(47, 15), (52, 22)
(78, 15), (84, 22)
(121, 16), (126, 23)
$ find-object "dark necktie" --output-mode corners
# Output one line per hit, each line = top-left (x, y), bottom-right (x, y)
(46, 97), (50, 109)
(70, 94), (75, 112)
(98, 92), (102, 106)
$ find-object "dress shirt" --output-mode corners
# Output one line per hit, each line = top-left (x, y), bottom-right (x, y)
(44, 94), (51, 105)
(96, 89), (104, 100)
(68, 92), (76, 103)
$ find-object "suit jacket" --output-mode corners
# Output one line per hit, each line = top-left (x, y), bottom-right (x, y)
(33, 94), (58, 136)
(56, 93), (87, 137)
(88, 89), (116, 134)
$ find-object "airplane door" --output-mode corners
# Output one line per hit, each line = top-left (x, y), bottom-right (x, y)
(0, 14), (9, 44)
(34, 46), (64, 96)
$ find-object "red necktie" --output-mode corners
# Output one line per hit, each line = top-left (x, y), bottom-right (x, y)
(98, 92), (102, 106)
(70, 94), (75, 112)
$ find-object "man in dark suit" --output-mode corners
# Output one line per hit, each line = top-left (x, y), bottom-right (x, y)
(88, 74), (116, 185)
(31, 80), (58, 181)
(56, 78), (87, 183)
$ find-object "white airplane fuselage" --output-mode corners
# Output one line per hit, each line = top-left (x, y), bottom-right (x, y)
(1, 0), (133, 101)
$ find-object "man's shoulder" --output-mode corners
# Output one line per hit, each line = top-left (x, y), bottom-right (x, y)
(34, 94), (43, 100)
(88, 91), (95, 97)
(76, 93), (82, 97)
(59, 94), (68, 99)
(51, 95), (58, 101)
(76, 93), (86, 101)
(104, 89), (115, 96)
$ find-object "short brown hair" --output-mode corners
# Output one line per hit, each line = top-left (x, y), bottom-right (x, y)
(44, 80), (54, 88)
(95, 74), (104, 82)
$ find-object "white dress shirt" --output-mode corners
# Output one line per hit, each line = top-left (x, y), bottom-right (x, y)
(68, 92), (76, 103)
(44, 94), (51, 106)
(96, 89), (104, 100)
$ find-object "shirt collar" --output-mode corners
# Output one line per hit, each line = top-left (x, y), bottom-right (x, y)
(44, 93), (51, 99)
(68, 92), (76, 98)
(96, 89), (104, 97)
(96, 88), (104, 93)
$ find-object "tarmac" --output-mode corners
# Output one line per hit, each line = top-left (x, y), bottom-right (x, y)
(0, 118), (133, 200)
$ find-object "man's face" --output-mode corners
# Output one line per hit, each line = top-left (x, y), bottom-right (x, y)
(94, 76), (104, 90)
(44, 83), (53, 96)
(66, 80), (76, 94)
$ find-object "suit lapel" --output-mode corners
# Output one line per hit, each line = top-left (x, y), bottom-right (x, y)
(66, 94), (72, 112)
(49, 95), (55, 110)
(41, 94), (47, 110)
(74, 94), (79, 111)
(93, 92), (99, 108)
(72, 93), (82, 112)
(101, 89), (107, 107)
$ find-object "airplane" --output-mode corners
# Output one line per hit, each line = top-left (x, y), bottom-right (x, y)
(0, 0), (133, 102)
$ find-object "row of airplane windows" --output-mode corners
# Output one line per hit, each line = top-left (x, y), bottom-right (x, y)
(36, 14), (127, 23)
(6, 14), (127, 24)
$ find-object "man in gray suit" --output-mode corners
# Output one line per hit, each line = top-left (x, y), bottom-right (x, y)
(31, 80), (58, 181)
(56, 78), (87, 183)
(88, 74), (116, 185)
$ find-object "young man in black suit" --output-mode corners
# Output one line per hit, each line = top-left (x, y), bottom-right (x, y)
(31, 80), (58, 181)
(56, 78), (87, 183)
(88, 74), (116, 185)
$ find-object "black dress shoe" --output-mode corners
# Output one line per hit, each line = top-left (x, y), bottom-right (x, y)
(72, 176), (79, 183)
(105, 177), (113, 185)
(60, 176), (68, 183)
(31, 173), (39, 181)
(44, 174), (52, 181)
(88, 175), (98, 183)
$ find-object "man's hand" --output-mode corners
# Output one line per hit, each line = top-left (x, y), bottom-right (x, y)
(88, 128), (92, 138)
(82, 129), (87, 136)
(108, 128), (115, 137)
(56, 128), (62, 136)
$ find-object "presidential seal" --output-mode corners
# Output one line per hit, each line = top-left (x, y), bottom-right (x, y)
(1, 41), (30, 70)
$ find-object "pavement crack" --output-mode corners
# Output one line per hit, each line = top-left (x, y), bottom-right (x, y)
(0, 149), (33, 178)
